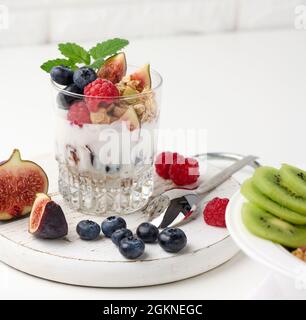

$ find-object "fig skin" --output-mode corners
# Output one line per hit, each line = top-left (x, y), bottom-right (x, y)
(97, 52), (127, 84)
(30, 200), (68, 239)
(0, 149), (49, 220)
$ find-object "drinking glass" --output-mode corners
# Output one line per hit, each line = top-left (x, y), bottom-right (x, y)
(51, 66), (162, 215)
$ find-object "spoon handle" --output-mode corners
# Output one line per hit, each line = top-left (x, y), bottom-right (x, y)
(195, 155), (258, 196)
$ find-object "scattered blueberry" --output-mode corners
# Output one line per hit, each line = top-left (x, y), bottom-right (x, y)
(73, 67), (97, 90)
(76, 220), (101, 240)
(119, 236), (145, 259)
(136, 222), (159, 243)
(57, 83), (83, 109)
(158, 228), (187, 253)
(101, 216), (127, 237)
(111, 228), (133, 246)
(51, 66), (74, 85)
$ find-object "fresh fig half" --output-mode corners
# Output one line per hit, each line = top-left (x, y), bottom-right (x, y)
(0, 149), (49, 220)
(29, 193), (68, 239)
(130, 64), (151, 92)
(97, 52), (127, 84)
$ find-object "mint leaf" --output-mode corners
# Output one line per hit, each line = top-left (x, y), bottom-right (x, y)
(58, 43), (91, 65)
(40, 58), (73, 73)
(89, 38), (129, 60)
(41, 38), (129, 73)
(90, 58), (105, 70)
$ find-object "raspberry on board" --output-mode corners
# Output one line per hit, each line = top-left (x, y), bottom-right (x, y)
(169, 157), (200, 186)
(203, 197), (229, 228)
(84, 78), (119, 112)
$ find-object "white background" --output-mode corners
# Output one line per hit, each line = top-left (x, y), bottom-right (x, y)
(0, 0), (306, 46)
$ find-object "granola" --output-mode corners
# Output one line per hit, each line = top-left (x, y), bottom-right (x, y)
(292, 247), (306, 261)
(90, 108), (113, 124)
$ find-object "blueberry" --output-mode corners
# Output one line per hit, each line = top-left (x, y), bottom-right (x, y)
(105, 164), (120, 174)
(51, 66), (74, 85)
(119, 236), (145, 259)
(73, 67), (97, 90)
(57, 83), (83, 109)
(111, 228), (133, 246)
(136, 222), (159, 243)
(76, 220), (101, 240)
(101, 216), (127, 238)
(158, 228), (187, 253)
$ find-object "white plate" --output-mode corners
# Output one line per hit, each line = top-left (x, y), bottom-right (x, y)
(0, 154), (241, 287)
(226, 191), (306, 281)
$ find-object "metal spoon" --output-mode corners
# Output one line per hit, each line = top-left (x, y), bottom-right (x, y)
(145, 155), (258, 229)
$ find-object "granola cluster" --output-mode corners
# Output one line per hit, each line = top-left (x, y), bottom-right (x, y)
(116, 75), (141, 94)
(292, 247), (306, 261)
(87, 77), (158, 126)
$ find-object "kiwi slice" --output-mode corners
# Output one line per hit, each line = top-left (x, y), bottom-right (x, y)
(241, 178), (306, 225)
(253, 166), (306, 216)
(280, 164), (306, 197)
(242, 202), (306, 248)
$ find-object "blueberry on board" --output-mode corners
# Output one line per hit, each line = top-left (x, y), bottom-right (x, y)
(111, 228), (133, 246)
(57, 83), (83, 109)
(101, 216), (127, 238)
(76, 220), (101, 240)
(136, 222), (159, 243)
(73, 67), (97, 90)
(51, 66), (74, 85)
(119, 236), (145, 259)
(158, 228), (187, 253)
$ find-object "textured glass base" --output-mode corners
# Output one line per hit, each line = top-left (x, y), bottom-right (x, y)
(58, 162), (154, 215)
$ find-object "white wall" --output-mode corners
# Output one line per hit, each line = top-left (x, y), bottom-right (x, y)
(0, 0), (305, 47)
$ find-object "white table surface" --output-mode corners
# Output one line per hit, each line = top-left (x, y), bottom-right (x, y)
(0, 29), (304, 299)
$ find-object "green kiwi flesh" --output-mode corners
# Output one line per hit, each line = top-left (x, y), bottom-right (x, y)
(280, 164), (306, 198)
(252, 166), (306, 215)
(241, 178), (306, 225)
(242, 202), (306, 248)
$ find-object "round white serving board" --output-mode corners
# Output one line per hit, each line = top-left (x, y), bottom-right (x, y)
(226, 191), (306, 281)
(0, 154), (240, 287)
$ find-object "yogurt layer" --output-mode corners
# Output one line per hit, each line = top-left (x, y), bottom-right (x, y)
(55, 117), (158, 176)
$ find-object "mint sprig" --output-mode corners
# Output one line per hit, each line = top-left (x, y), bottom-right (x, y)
(58, 43), (91, 65)
(40, 58), (75, 73)
(41, 38), (129, 73)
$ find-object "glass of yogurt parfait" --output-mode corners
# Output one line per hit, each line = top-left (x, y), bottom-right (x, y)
(50, 58), (162, 215)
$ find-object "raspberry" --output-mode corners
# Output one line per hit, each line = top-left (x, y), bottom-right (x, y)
(169, 157), (200, 186)
(155, 152), (184, 179)
(67, 101), (91, 127)
(203, 197), (229, 228)
(84, 78), (119, 112)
